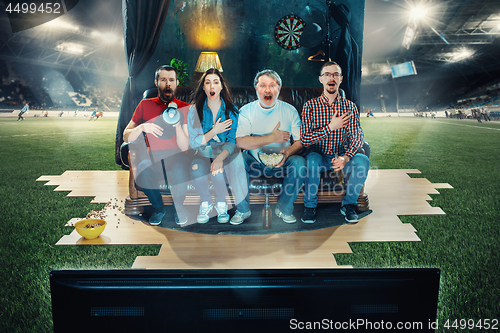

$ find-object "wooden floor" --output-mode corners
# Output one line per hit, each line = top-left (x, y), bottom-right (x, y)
(37, 169), (452, 269)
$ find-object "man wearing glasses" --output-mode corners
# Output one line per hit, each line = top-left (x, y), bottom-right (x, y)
(300, 61), (370, 224)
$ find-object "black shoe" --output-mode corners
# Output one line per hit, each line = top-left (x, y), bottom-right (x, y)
(301, 207), (316, 224)
(340, 204), (359, 224)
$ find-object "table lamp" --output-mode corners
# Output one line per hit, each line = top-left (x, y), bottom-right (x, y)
(194, 52), (223, 73)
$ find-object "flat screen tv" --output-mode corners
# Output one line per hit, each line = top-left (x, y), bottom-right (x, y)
(50, 268), (440, 332)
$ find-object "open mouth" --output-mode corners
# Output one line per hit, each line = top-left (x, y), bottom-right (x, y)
(263, 95), (273, 101)
(210, 91), (215, 97)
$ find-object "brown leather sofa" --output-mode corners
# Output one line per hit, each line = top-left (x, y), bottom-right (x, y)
(120, 86), (370, 225)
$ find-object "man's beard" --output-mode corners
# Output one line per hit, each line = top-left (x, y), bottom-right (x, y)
(158, 87), (174, 103)
(258, 91), (280, 109)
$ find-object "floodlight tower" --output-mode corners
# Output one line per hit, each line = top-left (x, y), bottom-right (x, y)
(402, 5), (428, 50)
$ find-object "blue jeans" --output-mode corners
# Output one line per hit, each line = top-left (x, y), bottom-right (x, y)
(226, 152), (251, 213)
(190, 156), (228, 203)
(190, 152), (250, 213)
(135, 150), (191, 217)
(242, 152), (306, 215)
(304, 152), (370, 208)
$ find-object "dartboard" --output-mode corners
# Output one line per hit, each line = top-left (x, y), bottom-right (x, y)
(274, 14), (305, 50)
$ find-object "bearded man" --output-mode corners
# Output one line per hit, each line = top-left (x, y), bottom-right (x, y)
(123, 65), (191, 226)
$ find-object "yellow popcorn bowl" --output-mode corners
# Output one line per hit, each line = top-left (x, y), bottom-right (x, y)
(74, 219), (107, 240)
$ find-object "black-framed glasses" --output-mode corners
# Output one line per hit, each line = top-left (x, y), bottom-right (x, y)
(321, 72), (341, 79)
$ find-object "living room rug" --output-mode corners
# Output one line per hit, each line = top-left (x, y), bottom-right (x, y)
(139, 203), (373, 235)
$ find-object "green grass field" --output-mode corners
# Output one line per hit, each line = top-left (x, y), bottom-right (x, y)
(0, 116), (499, 332)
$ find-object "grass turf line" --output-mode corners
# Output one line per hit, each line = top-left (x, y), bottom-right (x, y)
(0, 116), (498, 332)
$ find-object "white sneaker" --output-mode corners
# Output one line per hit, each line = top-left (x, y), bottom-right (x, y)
(197, 201), (213, 223)
(215, 202), (230, 223)
(230, 210), (251, 225)
(275, 207), (296, 223)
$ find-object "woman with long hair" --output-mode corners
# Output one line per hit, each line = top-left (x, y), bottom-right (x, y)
(187, 68), (250, 224)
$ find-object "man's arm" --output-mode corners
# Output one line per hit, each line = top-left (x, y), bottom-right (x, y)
(124, 117), (189, 151)
(331, 154), (350, 171)
(123, 120), (143, 143)
(123, 119), (163, 143)
(332, 103), (361, 171)
(236, 122), (289, 150)
(275, 108), (303, 167)
(300, 102), (350, 147)
(236, 134), (274, 150)
(275, 140), (303, 167)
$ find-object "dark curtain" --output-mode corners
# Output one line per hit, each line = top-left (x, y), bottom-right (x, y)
(330, 3), (361, 113)
(115, 0), (170, 166)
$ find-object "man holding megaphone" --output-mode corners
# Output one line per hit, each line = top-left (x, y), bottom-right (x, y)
(123, 65), (192, 226)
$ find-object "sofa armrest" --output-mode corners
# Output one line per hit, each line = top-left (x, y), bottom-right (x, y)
(120, 142), (130, 168)
(360, 139), (371, 158)
(119, 142), (140, 199)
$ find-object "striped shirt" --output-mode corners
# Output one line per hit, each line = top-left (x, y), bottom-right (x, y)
(300, 93), (363, 159)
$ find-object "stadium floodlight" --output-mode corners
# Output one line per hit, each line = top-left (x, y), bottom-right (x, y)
(55, 42), (84, 55)
(402, 2), (435, 49)
(44, 19), (79, 32)
(403, 22), (417, 49)
(410, 6), (429, 21)
(450, 48), (474, 62)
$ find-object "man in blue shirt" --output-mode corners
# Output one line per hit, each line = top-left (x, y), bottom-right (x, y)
(17, 103), (29, 121)
(236, 70), (306, 224)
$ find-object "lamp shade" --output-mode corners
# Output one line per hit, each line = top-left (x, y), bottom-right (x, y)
(194, 52), (223, 73)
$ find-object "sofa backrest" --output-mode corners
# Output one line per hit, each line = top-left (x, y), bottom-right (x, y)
(143, 86), (326, 115)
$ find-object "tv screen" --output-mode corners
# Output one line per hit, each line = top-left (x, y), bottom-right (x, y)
(50, 268), (440, 332)
(391, 61), (417, 78)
